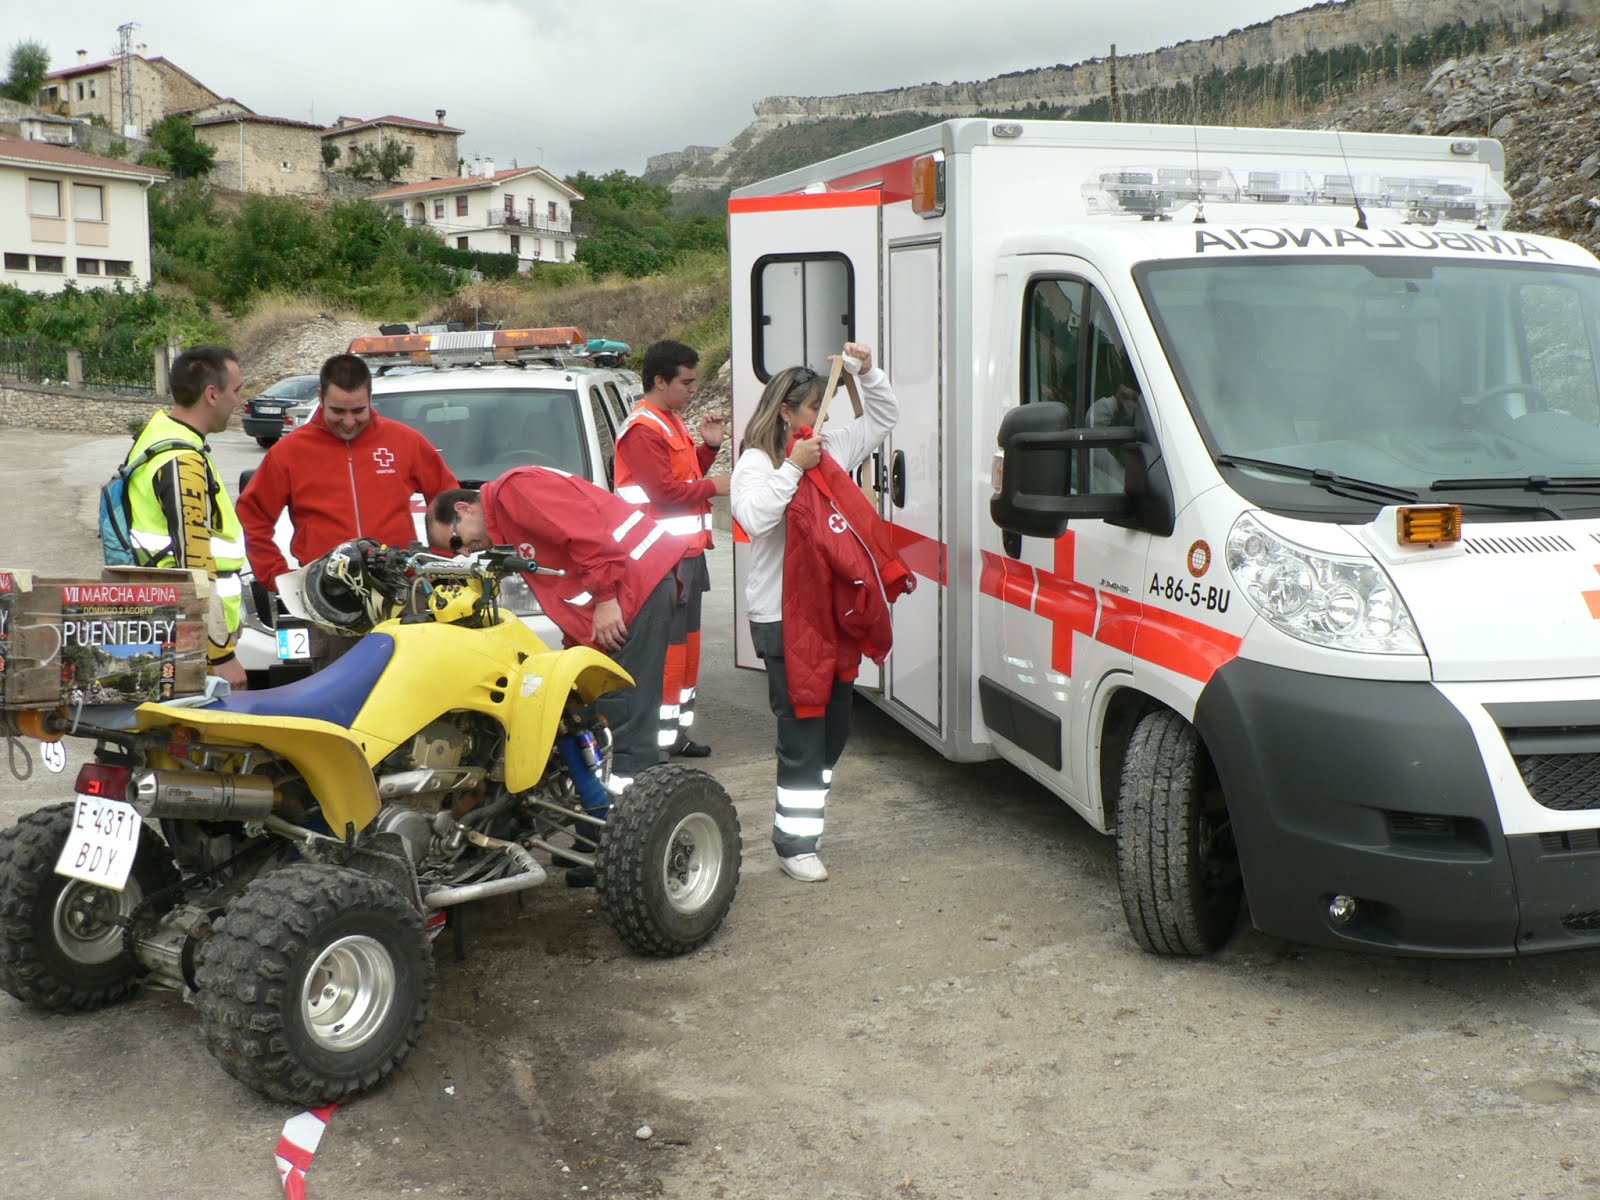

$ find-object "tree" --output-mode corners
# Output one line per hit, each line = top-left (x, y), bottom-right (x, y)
(138, 115), (216, 179)
(343, 138), (416, 183)
(321, 142), (340, 168)
(0, 40), (49, 103)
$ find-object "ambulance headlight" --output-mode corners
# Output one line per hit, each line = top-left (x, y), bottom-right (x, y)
(497, 573), (543, 618)
(1226, 513), (1422, 654)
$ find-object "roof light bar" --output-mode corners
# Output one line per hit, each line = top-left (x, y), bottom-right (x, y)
(1082, 162), (1510, 228)
(348, 326), (591, 368)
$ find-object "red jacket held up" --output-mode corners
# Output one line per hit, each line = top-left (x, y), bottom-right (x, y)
(782, 430), (916, 717)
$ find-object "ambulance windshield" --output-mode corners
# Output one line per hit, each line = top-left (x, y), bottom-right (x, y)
(1139, 256), (1600, 515)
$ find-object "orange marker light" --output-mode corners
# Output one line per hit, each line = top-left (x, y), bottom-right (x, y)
(1396, 504), (1462, 545)
(912, 154), (945, 217)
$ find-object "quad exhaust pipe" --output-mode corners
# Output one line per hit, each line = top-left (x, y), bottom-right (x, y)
(131, 770), (277, 821)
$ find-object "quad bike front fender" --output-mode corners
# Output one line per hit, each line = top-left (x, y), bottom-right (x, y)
(135, 706), (381, 835)
(502, 646), (632, 794)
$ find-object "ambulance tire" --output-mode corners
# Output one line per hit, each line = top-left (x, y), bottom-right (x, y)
(0, 803), (180, 1012)
(1116, 710), (1242, 955)
(597, 765), (740, 957)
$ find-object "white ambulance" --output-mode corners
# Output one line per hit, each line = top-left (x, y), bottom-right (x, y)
(728, 118), (1600, 957)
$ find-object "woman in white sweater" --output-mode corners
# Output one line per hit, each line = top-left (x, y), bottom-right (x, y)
(729, 342), (899, 882)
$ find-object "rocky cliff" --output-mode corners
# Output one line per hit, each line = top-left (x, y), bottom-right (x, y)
(667, 0), (1600, 196)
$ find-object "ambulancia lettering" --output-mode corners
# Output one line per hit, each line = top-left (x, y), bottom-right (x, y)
(1195, 227), (1551, 259)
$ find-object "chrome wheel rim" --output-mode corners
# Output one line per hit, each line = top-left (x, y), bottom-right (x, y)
(301, 935), (396, 1051)
(661, 811), (723, 914)
(53, 878), (141, 965)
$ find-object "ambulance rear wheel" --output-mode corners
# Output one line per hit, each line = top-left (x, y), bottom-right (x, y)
(0, 803), (180, 1011)
(1116, 710), (1241, 955)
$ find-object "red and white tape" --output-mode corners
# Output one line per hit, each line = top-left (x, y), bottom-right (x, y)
(275, 1103), (338, 1199)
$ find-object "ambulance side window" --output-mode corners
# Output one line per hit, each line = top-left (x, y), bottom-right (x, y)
(752, 253), (854, 381)
(1023, 278), (1083, 412)
(1084, 291), (1143, 494)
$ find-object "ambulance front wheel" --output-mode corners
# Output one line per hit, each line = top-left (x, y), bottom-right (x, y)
(1115, 710), (1242, 955)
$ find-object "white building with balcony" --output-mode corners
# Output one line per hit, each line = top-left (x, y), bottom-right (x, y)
(370, 163), (584, 269)
(0, 137), (166, 295)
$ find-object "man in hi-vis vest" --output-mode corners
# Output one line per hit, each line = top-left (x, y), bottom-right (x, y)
(124, 344), (249, 691)
(614, 340), (729, 759)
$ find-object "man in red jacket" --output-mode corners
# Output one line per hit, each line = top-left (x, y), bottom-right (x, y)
(240, 354), (458, 670)
(425, 467), (687, 793)
(614, 339), (727, 759)
(239, 354), (459, 600)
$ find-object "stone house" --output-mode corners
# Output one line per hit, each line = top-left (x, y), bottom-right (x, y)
(37, 54), (222, 138)
(0, 137), (165, 294)
(370, 164), (584, 268)
(192, 113), (327, 195)
(321, 115), (463, 185)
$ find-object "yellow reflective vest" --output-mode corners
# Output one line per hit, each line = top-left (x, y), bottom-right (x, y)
(125, 410), (245, 662)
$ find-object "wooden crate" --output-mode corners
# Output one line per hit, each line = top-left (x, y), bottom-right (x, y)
(1, 567), (208, 708)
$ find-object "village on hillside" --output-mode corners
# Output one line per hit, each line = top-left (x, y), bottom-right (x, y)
(0, 34), (585, 298)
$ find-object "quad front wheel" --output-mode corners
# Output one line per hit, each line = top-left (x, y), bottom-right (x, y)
(1115, 710), (1242, 955)
(194, 863), (433, 1104)
(0, 803), (180, 1011)
(597, 765), (740, 956)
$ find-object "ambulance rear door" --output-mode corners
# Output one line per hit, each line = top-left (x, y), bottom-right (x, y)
(729, 191), (883, 673)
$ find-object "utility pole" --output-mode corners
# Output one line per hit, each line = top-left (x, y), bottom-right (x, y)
(116, 21), (138, 138)
(1109, 44), (1119, 122)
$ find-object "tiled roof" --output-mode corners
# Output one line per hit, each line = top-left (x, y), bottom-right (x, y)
(192, 113), (324, 131)
(44, 57), (119, 80)
(0, 136), (166, 180)
(324, 115), (465, 137)
(368, 165), (582, 200)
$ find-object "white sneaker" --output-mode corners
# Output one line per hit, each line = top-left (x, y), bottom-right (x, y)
(778, 852), (829, 882)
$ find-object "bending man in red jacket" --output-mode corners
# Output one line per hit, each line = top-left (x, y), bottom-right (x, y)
(729, 342), (901, 883)
(425, 468), (687, 793)
(614, 339), (728, 759)
(239, 352), (459, 594)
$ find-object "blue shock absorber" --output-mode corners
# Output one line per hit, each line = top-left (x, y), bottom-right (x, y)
(557, 731), (610, 819)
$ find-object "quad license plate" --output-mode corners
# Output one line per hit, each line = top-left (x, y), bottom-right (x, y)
(54, 795), (141, 891)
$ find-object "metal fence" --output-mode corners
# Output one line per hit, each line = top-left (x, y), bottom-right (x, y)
(0, 337), (68, 385)
(0, 335), (155, 395)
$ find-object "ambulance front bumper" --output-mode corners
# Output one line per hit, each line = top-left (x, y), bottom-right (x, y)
(1194, 658), (1600, 957)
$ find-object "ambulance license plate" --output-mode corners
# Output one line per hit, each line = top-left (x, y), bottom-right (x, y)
(54, 796), (141, 891)
(277, 627), (312, 660)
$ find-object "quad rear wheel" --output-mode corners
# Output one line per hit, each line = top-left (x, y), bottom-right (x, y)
(195, 863), (433, 1104)
(0, 803), (179, 1011)
(597, 765), (740, 956)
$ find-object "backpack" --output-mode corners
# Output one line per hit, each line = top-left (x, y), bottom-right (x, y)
(99, 438), (196, 566)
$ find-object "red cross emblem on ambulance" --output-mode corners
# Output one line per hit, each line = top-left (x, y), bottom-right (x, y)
(373, 448), (395, 468)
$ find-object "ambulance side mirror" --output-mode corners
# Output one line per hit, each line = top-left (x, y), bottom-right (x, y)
(990, 404), (1137, 538)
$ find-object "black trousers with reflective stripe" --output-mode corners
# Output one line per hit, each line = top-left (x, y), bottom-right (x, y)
(593, 575), (674, 781)
(751, 619), (853, 856)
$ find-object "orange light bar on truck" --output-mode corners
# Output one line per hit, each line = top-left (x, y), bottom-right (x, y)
(1396, 504), (1462, 545)
(348, 327), (590, 368)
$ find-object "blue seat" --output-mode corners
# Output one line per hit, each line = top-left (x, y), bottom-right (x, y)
(211, 634), (396, 728)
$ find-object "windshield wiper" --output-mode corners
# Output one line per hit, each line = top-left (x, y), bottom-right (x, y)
(1215, 455), (1421, 504)
(1432, 474), (1600, 494)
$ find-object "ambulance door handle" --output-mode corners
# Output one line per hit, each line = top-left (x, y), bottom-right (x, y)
(891, 450), (906, 508)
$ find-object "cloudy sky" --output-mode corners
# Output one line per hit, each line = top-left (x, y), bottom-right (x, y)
(18, 0), (1317, 178)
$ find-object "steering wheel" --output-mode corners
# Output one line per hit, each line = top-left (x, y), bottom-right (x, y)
(1463, 382), (1550, 414)
(482, 450), (563, 474)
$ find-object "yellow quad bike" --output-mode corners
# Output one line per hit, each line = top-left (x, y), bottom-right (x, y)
(0, 540), (740, 1105)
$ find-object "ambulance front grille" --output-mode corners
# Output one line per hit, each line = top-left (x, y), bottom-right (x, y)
(1514, 753), (1600, 812)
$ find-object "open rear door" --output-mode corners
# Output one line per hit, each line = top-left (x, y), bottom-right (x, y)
(728, 191), (883, 671)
